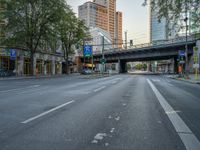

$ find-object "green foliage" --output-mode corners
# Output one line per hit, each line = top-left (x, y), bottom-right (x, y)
(3, 0), (64, 49)
(144, 0), (200, 35)
(126, 64), (131, 70)
(135, 63), (147, 71)
(53, 4), (89, 73)
(1, 0), (89, 75)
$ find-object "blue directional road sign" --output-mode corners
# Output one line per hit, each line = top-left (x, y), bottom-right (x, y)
(84, 45), (93, 57)
(179, 50), (185, 57)
(10, 49), (16, 60)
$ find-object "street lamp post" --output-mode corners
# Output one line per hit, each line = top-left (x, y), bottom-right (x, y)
(102, 36), (105, 73)
(184, 0), (189, 78)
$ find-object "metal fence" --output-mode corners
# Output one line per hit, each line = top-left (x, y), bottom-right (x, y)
(95, 35), (197, 55)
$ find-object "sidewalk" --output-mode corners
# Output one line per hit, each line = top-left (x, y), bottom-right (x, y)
(0, 73), (81, 81)
(169, 74), (200, 84)
(79, 73), (112, 79)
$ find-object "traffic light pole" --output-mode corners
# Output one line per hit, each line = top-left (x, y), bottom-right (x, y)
(102, 36), (105, 73)
(83, 40), (85, 70)
(125, 31), (128, 50)
(185, 0), (189, 78)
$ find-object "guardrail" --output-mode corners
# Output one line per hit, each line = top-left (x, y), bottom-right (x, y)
(94, 35), (197, 55)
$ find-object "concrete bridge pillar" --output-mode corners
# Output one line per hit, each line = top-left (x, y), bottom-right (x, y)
(147, 62), (151, 72)
(174, 56), (178, 74)
(118, 59), (121, 73)
(118, 59), (127, 73)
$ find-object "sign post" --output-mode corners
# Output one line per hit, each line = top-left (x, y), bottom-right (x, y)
(178, 50), (185, 76)
(193, 46), (199, 80)
(10, 49), (16, 60)
(83, 45), (93, 72)
(10, 49), (17, 76)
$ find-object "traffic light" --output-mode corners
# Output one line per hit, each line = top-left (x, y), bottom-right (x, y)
(130, 40), (133, 46)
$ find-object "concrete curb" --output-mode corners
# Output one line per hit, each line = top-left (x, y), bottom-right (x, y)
(170, 77), (200, 84)
(0, 74), (81, 81)
(79, 74), (111, 79)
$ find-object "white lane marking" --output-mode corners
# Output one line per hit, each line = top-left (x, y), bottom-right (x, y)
(152, 79), (160, 82)
(147, 79), (200, 150)
(166, 110), (181, 114)
(93, 86), (106, 92)
(110, 128), (115, 133)
(91, 133), (107, 144)
(17, 88), (43, 95)
(0, 85), (40, 93)
(21, 100), (75, 124)
(115, 116), (120, 121)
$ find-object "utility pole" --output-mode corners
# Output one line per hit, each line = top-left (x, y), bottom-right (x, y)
(83, 39), (85, 70)
(184, 0), (189, 78)
(125, 31), (128, 50)
(102, 36), (105, 73)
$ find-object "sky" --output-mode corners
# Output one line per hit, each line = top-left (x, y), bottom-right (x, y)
(67, 0), (149, 44)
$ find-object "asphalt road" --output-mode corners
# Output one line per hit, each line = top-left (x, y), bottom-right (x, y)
(0, 74), (200, 150)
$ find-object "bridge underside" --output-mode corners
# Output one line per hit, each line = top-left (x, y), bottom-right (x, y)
(80, 40), (196, 73)
(92, 41), (195, 73)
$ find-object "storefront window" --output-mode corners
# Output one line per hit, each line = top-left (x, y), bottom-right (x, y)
(0, 56), (9, 70)
(46, 61), (52, 75)
(24, 58), (31, 76)
(36, 59), (43, 75)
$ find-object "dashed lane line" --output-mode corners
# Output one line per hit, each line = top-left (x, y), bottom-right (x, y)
(21, 100), (75, 124)
(147, 79), (200, 150)
(93, 86), (106, 92)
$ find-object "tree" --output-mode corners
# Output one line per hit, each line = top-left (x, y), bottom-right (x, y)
(54, 6), (89, 74)
(2, 0), (66, 75)
(143, 0), (200, 34)
(0, 0), (6, 42)
(143, 0), (200, 77)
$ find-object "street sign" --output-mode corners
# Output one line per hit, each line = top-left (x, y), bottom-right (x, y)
(179, 61), (185, 64)
(100, 58), (106, 64)
(179, 50), (185, 57)
(193, 64), (199, 69)
(84, 45), (93, 57)
(10, 49), (16, 60)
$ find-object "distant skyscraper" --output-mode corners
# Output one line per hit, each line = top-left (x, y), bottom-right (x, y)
(78, 1), (108, 32)
(149, 0), (167, 42)
(79, 0), (122, 48)
(115, 11), (123, 48)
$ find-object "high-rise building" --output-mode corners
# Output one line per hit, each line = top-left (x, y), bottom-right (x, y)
(148, 0), (199, 42)
(78, 1), (108, 32)
(149, 0), (167, 42)
(115, 11), (122, 48)
(93, 0), (116, 43)
(79, 0), (122, 48)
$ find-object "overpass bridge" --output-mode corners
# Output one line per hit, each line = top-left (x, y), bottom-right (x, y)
(91, 36), (198, 73)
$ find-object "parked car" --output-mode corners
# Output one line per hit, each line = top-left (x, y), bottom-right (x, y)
(81, 69), (93, 75)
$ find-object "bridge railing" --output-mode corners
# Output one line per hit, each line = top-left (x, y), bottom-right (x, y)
(95, 35), (196, 55)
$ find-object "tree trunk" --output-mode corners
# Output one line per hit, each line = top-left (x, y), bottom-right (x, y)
(65, 50), (69, 74)
(30, 51), (34, 76)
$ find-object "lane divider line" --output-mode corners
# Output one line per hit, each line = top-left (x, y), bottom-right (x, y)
(0, 85), (40, 93)
(147, 79), (200, 150)
(93, 86), (106, 92)
(21, 100), (75, 124)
